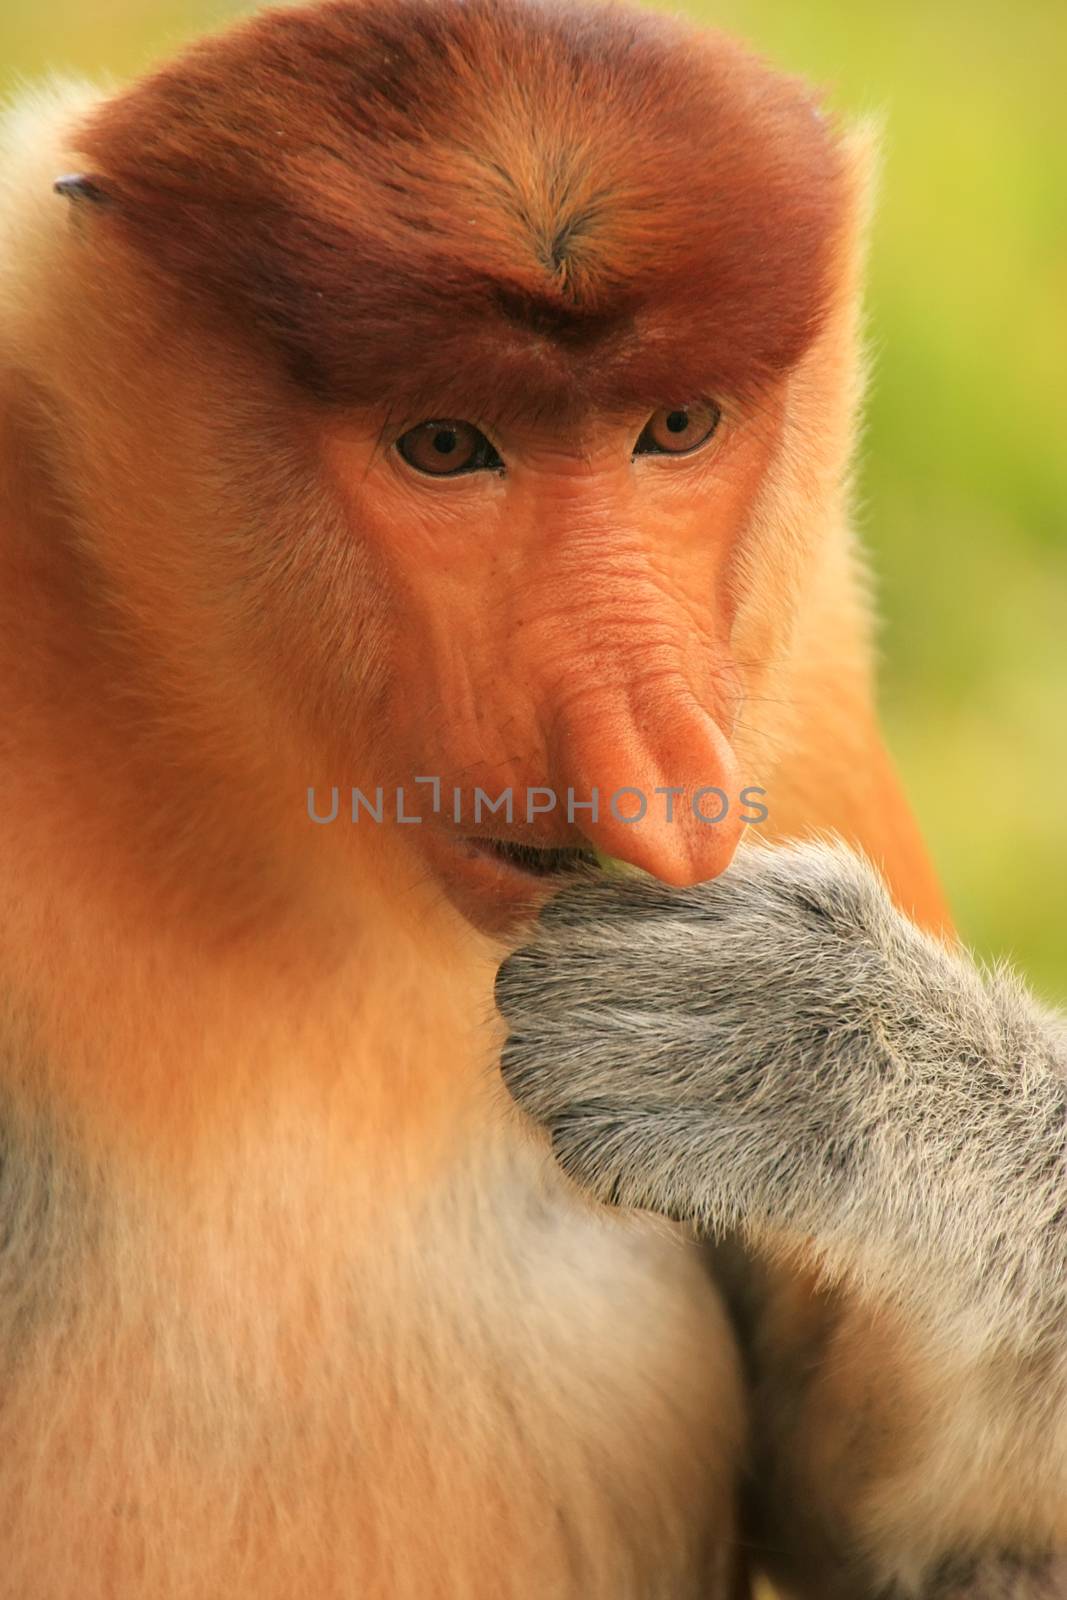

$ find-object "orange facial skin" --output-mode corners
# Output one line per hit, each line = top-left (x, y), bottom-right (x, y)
(319, 395), (783, 929)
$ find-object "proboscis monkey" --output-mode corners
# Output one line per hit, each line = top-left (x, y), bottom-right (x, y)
(0, 0), (1060, 1595)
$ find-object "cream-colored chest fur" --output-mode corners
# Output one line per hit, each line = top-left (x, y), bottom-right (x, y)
(0, 695), (743, 1595)
(0, 1099), (741, 1600)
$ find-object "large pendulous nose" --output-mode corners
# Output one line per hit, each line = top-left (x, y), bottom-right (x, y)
(544, 678), (746, 887)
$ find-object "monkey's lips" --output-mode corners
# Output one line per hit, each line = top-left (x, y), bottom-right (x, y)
(428, 831), (599, 933)
(465, 836), (599, 877)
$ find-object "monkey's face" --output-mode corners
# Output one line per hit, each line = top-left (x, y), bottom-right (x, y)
(71, 0), (852, 932)
(316, 394), (784, 929)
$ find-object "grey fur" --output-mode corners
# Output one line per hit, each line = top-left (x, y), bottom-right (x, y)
(925, 1553), (1067, 1599)
(0, 1090), (94, 1365)
(495, 838), (1067, 1595)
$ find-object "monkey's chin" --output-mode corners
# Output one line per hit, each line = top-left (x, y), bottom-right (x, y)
(429, 834), (598, 937)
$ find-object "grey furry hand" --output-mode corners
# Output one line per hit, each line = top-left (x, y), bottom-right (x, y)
(496, 839), (903, 1230)
(495, 836), (1067, 1310)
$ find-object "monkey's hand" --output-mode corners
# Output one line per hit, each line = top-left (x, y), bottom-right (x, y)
(496, 837), (917, 1233)
(496, 839), (1067, 1337)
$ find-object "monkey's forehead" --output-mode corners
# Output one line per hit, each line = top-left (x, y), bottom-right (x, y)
(77, 0), (848, 414)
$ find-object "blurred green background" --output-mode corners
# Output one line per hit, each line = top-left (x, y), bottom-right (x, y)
(2, 0), (1063, 996)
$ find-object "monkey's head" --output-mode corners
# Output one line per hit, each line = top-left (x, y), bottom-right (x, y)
(36, 0), (865, 933)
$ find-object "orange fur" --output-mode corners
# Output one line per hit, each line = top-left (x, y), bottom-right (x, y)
(0, 2), (945, 1591)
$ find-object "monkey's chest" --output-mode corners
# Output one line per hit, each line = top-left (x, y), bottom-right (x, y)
(0, 1157), (740, 1600)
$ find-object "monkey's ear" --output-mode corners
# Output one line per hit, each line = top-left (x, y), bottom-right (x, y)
(53, 173), (110, 204)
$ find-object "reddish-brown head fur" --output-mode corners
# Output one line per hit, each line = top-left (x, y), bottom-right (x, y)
(79, 0), (846, 424)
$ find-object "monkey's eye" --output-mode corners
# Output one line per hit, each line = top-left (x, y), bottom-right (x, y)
(395, 420), (503, 477)
(634, 402), (722, 457)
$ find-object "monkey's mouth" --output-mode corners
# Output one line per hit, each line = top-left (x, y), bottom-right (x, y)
(465, 836), (598, 877)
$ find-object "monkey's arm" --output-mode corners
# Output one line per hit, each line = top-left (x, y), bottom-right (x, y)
(496, 841), (1067, 1591)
